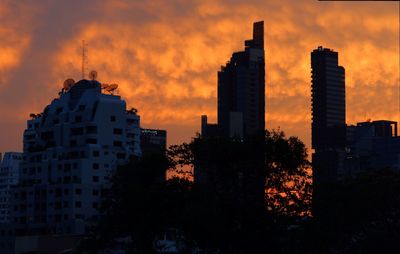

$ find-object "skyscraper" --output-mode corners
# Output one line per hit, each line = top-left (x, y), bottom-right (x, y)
(311, 46), (346, 150)
(216, 21), (265, 138)
(311, 46), (347, 183)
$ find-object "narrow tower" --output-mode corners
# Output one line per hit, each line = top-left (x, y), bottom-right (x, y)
(311, 46), (346, 183)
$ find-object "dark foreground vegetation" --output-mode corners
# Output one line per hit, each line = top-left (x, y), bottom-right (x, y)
(77, 130), (400, 253)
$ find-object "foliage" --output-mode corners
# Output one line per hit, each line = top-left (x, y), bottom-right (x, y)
(80, 129), (312, 253)
(264, 130), (312, 217)
(310, 169), (400, 253)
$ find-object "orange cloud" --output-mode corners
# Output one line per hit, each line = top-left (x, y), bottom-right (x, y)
(0, 0), (398, 153)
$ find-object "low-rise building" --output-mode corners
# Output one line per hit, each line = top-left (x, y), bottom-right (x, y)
(140, 128), (167, 155)
(345, 120), (400, 174)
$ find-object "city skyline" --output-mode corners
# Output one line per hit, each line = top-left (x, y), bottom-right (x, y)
(0, 0), (399, 153)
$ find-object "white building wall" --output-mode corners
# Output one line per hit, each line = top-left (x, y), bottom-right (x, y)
(10, 79), (141, 235)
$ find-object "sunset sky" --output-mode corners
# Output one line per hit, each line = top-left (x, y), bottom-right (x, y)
(0, 0), (398, 154)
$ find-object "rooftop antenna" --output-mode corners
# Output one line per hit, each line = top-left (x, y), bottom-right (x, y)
(106, 83), (119, 95)
(89, 70), (98, 80)
(81, 40), (88, 79)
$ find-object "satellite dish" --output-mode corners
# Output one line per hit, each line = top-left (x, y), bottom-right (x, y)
(101, 83), (109, 89)
(106, 83), (118, 92)
(89, 70), (98, 80)
(63, 78), (75, 90)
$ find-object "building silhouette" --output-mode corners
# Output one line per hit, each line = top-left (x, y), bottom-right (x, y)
(346, 120), (400, 174)
(0, 152), (22, 223)
(10, 79), (141, 236)
(140, 128), (167, 155)
(202, 21), (265, 139)
(311, 46), (346, 183)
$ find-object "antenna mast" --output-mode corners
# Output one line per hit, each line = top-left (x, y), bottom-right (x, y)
(81, 40), (88, 79)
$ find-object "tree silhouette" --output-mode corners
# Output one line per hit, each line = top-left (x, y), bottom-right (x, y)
(264, 130), (312, 217)
(79, 129), (312, 253)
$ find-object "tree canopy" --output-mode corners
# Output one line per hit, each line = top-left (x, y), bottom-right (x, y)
(79, 130), (314, 253)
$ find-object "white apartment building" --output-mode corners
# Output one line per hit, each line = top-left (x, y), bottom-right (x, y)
(10, 79), (141, 235)
(0, 152), (22, 223)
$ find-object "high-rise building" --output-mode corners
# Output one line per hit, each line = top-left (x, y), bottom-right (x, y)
(218, 20), (265, 138)
(311, 46), (346, 182)
(311, 46), (346, 150)
(201, 21), (265, 139)
(0, 152), (22, 223)
(10, 79), (141, 235)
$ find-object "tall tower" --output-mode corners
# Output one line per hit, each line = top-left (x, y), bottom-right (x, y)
(217, 21), (265, 138)
(311, 46), (347, 187)
(311, 46), (346, 150)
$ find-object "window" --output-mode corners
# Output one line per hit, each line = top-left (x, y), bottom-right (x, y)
(75, 116), (82, 122)
(78, 105), (86, 111)
(75, 201), (82, 208)
(86, 138), (97, 144)
(70, 139), (77, 146)
(71, 127), (84, 135)
(110, 115), (116, 122)
(113, 128), (123, 135)
(75, 188), (82, 195)
(93, 163), (99, 170)
(93, 151), (99, 157)
(86, 126), (97, 134)
(92, 189), (99, 196)
(63, 176), (71, 183)
(55, 202), (62, 209)
(117, 153), (125, 159)
(92, 176), (99, 182)
(113, 141), (122, 147)
(56, 188), (62, 197)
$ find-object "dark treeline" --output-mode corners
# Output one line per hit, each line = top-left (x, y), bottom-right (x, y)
(77, 130), (400, 253)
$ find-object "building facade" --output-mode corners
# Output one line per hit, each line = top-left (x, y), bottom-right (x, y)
(10, 79), (141, 236)
(346, 120), (400, 174)
(0, 152), (22, 223)
(311, 46), (346, 182)
(201, 21), (265, 139)
(140, 128), (167, 155)
(218, 21), (265, 138)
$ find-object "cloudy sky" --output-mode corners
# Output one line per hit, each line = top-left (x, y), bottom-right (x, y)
(0, 0), (398, 153)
